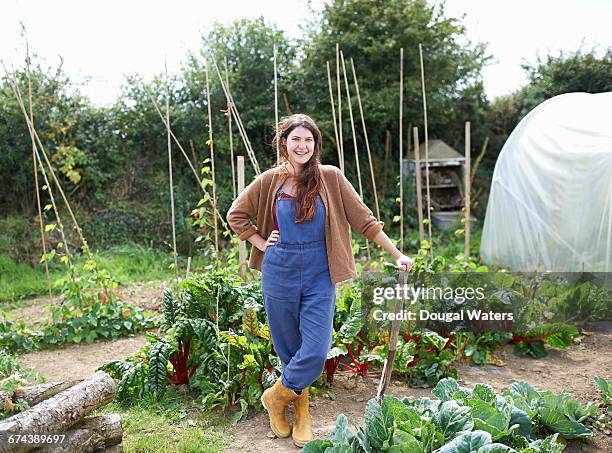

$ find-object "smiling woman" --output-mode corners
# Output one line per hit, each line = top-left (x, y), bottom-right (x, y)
(226, 113), (414, 447)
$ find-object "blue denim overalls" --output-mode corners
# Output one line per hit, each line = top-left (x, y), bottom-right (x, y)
(261, 187), (336, 392)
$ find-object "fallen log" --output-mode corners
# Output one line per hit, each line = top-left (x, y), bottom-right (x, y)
(101, 443), (123, 453)
(1, 381), (82, 409)
(74, 414), (122, 448)
(34, 428), (104, 453)
(0, 372), (115, 452)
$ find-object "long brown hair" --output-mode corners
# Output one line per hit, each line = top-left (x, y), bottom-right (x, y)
(272, 114), (323, 223)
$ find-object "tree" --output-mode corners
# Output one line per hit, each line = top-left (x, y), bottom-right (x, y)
(291, 0), (490, 222)
(517, 47), (612, 117)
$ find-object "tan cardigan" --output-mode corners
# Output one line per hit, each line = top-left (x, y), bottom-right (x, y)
(226, 162), (384, 284)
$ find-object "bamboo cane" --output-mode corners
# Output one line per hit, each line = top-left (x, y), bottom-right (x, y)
(204, 58), (219, 259)
(6, 63), (98, 293)
(326, 61), (341, 169)
(274, 45), (280, 165)
(143, 87), (230, 234)
(25, 44), (51, 297)
(341, 51), (364, 199)
(211, 59), (260, 175)
(224, 58), (236, 199)
(2, 65), (92, 258)
(418, 44), (433, 256)
(4, 62), (86, 303)
(413, 127), (424, 245)
(464, 121), (471, 259)
(350, 58), (380, 220)
(341, 51), (369, 259)
(336, 43), (344, 173)
(165, 61), (179, 284)
(399, 48), (404, 254)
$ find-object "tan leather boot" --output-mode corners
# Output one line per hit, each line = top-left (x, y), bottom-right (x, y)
(292, 387), (313, 447)
(260, 379), (298, 438)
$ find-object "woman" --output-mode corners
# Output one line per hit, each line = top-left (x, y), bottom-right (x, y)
(226, 114), (413, 447)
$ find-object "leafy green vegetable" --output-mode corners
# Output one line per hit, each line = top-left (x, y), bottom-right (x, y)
(305, 378), (593, 452)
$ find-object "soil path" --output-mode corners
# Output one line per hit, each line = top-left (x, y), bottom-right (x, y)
(18, 334), (149, 381)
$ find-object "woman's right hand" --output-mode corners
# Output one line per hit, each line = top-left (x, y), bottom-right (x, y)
(263, 230), (280, 251)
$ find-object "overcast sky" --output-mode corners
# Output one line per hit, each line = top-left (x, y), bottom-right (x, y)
(2, 0), (610, 106)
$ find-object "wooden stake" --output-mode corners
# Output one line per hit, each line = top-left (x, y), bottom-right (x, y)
(326, 61), (341, 169)
(237, 156), (247, 279)
(419, 44), (433, 256)
(413, 127), (424, 245)
(382, 130), (391, 199)
(224, 58), (236, 199)
(165, 61), (179, 284)
(336, 43), (344, 173)
(204, 58), (219, 259)
(350, 58), (380, 220)
(399, 48), (404, 254)
(464, 121), (471, 259)
(376, 271), (408, 403)
(25, 43), (51, 297)
(406, 124), (411, 239)
(273, 45), (280, 165)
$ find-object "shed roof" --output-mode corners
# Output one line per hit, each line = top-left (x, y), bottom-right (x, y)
(412, 139), (464, 161)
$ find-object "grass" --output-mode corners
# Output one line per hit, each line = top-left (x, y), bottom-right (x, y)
(0, 243), (211, 306)
(98, 390), (230, 453)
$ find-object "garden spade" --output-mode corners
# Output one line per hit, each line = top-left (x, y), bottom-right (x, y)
(376, 271), (408, 403)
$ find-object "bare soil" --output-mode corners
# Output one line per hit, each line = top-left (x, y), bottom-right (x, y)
(10, 287), (611, 452)
(18, 333), (149, 381)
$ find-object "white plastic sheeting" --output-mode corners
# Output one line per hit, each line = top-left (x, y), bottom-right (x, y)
(480, 92), (612, 271)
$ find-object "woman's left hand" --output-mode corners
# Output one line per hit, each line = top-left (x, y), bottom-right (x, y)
(396, 254), (414, 272)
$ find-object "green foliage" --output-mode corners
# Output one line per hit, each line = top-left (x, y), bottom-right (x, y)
(518, 48), (612, 117)
(513, 324), (579, 359)
(458, 332), (513, 365)
(41, 298), (155, 346)
(100, 359), (147, 401)
(504, 381), (596, 440)
(306, 378), (596, 452)
(0, 349), (42, 419)
(594, 375), (612, 406)
(0, 294), (155, 353)
(100, 267), (275, 423)
(147, 340), (172, 396)
(0, 315), (42, 354)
